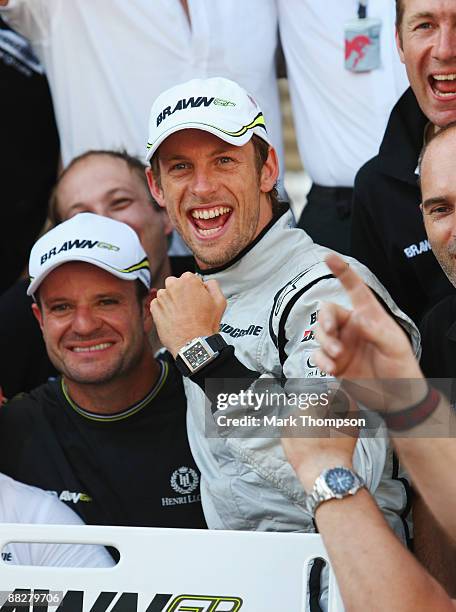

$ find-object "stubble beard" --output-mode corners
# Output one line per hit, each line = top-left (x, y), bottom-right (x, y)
(176, 201), (261, 269)
(435, 240), (456, 288)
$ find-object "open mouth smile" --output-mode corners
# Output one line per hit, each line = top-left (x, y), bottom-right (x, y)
(430, 73), (456, 99)
(189, 206), (233, 238)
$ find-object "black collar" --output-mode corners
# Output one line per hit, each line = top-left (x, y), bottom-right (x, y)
(377, 87), (428, 187)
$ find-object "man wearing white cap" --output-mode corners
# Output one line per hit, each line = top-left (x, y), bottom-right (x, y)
(146, 77), (419, 586)
(0, 213), (206, 532)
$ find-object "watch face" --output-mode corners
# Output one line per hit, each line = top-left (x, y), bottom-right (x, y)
(325, 468), (355, 495)
(182, 341), (210, 369)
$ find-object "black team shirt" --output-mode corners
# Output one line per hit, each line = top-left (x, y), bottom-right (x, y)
(419, 295), (456, 404)
(0, 359), (207, 530)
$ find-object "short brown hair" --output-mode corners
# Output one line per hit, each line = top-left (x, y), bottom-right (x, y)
(49, 150), (160, 226)
(149, 134), (282, 215)
(250, 135), (281, 215)
(396, 0), (405, 32)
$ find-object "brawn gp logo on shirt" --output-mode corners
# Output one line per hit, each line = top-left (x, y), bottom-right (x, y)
(48, 490), (92, 504)
(403, 239), (432, 259)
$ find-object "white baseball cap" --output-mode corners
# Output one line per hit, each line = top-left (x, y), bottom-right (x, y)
(28, 213), (151, 298)
(145, 77), (271, 161)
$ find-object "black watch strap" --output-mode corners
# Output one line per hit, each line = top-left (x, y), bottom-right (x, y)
(175, 354), (190, 377)
(175, 355), (191, 377)
(205, 333), (227, 351)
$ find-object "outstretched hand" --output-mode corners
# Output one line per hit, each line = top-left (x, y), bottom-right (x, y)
(313, 254), (425, 411)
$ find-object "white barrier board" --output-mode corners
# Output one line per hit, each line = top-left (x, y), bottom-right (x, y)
(0, 524), (344, 611)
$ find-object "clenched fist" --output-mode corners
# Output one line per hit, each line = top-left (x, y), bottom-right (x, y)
(150, 272), (227, 357)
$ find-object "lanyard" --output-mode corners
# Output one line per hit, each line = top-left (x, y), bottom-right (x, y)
(358, 1), (368, 19)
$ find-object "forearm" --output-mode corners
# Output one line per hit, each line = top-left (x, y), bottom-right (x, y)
(315, 490), (455, 612)
(413, 494), (456, 597)
(395, 436), (456, 539)
(392, 396), (456, 540)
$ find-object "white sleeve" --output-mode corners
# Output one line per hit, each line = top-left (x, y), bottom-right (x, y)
(31, 494), (114, 568)
(28, 537), (115, 569)
(0, 0), (54, 44)
(6, 481), (114, 568)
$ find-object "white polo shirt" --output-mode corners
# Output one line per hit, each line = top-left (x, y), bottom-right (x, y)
(1, 0), (282, 174)
(0, 473), (113, 567)
(278, 0), (408, 187)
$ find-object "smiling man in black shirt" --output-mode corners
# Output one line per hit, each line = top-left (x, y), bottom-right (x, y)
(351, 0), (456, 324)
(0, 213), (206, 531)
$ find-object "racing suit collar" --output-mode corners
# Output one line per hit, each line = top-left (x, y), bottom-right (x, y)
(198, 208), (314, 297)
(195, 204), (290, 278)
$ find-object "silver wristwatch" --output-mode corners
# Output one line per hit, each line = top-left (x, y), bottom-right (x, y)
(175, 334), (227, 377)
(306, 466), (365, 519)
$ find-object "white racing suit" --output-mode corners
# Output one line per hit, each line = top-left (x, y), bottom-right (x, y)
(184, 209), (420, 608)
